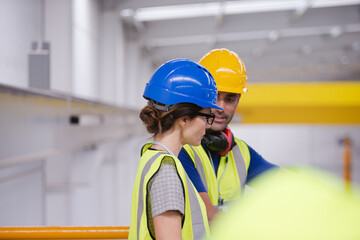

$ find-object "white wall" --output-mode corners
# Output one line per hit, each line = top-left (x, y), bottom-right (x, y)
(231, 124), (360, 184)
(45, 134), (149, 226)
(72, 0), (100, 99)
(0, 0), (41, 88)
(45, 0), (72, 93)
(0, 161), (45, 226)
(99, 0), (118, 104)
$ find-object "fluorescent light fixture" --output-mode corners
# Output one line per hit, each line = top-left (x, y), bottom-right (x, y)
(120, 0), (360, 22)
(134, 3), (220, 21)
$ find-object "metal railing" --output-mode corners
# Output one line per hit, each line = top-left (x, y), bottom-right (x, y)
(0, 226), (129, 239)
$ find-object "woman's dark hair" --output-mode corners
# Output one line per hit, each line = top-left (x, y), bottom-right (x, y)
(139, 102), (203, 136)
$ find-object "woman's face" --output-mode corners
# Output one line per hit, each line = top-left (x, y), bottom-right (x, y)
(181, 108), (213, 146)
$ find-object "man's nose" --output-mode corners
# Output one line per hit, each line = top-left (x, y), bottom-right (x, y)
(216, 99), (225, 111)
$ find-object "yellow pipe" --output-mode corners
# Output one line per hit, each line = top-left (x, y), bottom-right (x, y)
(0, 226), (129, 239)
(343, 137), (352, 193)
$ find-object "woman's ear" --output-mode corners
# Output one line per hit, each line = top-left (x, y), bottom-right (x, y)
(178, 116), (188, 128)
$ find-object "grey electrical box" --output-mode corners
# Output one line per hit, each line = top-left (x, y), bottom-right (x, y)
(29, 42), (50, 90)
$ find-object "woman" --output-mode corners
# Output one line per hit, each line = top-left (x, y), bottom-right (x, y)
(129, 59), (222, 240)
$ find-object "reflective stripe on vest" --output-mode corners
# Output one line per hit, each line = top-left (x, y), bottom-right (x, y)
(232, 145), (247, 190)
(133, 150), (209, 240)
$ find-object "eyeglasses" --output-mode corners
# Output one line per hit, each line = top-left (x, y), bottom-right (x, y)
(196, 112), (215, 125)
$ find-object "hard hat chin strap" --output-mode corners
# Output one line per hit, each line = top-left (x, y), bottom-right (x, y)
(149, 99), (175, 112)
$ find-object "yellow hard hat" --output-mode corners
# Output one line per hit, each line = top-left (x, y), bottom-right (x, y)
(199, 48), (248, 94)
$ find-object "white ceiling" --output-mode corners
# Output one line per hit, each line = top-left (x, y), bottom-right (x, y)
(118, 0), (360, 83)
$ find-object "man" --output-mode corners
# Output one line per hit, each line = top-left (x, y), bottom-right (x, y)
(178, 48), (278, 221)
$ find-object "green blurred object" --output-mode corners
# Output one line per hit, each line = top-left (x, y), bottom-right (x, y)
(208, 167), (360, 240)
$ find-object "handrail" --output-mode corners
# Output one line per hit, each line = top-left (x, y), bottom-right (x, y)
(0, 226), (129, 239)
(0, 82), (136, 112)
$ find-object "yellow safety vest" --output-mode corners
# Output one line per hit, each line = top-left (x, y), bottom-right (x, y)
(209, 167), (360, 240)
(183, 138), (251, 206)
(129, 149), (210, 240)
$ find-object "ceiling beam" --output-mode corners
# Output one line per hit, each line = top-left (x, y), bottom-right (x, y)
(235, 81), (360, 124)
(120, 0), (360, 22)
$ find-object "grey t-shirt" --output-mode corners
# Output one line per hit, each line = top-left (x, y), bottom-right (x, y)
(147, 157), (185, 236)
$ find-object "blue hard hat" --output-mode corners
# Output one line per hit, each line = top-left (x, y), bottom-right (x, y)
(143, 59), (222, 110)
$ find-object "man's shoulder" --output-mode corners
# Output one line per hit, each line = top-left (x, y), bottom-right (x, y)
(233, 136), (249, 148)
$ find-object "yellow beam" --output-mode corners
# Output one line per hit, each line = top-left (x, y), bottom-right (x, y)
(236, 81), (360, 124)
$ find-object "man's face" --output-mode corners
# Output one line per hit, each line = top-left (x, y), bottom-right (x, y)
(211, 91), (241, 132)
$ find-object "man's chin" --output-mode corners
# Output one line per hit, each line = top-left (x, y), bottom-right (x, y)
(210, 123), (226, 132)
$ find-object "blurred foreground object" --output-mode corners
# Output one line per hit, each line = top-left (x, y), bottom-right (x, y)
(209, 167), (360, 240)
